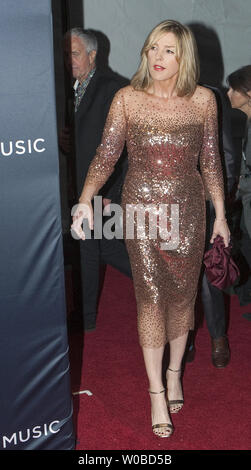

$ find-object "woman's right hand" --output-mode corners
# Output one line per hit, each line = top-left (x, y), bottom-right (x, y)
(71, 200), (93, 240)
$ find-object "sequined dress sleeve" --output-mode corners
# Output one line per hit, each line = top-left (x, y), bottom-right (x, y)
(199, 91), (225, 201)
(85, 88), (127, 190)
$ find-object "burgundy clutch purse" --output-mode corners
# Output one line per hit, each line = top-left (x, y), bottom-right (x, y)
(203, 235), (240, 289)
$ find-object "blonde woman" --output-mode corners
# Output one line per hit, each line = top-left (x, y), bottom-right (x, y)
(72, 20), (230, 438)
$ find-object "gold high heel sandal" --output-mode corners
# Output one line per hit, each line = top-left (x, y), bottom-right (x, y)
(166, 367), (184, 414)
(149, 389), (173, 438)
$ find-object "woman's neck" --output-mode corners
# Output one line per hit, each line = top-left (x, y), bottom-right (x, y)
(148, 77), (178, 99)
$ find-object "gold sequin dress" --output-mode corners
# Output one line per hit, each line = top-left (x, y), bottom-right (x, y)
(85, 85), (224, 348)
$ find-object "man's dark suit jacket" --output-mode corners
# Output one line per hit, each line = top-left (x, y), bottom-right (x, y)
(73, 67), (129, 203)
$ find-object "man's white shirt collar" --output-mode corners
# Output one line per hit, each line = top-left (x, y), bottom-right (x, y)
(73, 80), (79, 91)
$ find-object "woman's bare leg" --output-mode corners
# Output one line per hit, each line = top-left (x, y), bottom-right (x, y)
(142, 331), (189, 434)
(166, 332), (189, 410)
(142, 346), (171, 429)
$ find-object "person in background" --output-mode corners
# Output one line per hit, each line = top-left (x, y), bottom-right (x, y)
(186, 85), (237, 368)
(72, 20), (230, 438)
(61, 28), (131, 331)
(227, 65), (251, 318)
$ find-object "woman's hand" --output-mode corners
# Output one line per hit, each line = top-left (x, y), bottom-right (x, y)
(210, 218), (231, 247)
(71, 200), (93, 240)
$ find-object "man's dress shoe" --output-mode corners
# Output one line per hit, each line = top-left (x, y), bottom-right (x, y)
(211, 336), (230, 368)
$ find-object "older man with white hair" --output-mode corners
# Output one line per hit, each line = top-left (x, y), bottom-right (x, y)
(61, 28), (131, 331)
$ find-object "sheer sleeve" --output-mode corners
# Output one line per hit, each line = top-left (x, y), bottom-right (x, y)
(200, 91), (225, 201)
(84, 88), (127, 190)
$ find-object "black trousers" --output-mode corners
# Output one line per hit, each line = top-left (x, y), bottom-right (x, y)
(79, 226), (132, 327)
(201, 272), (226, 338)
(200, 202), (226, 339)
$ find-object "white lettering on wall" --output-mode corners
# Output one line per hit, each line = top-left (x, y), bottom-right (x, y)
(2, 420), (61, 448)
(0, 138), (46, 157)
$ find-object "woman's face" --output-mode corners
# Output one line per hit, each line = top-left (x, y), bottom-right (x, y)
(147, 32), (179, 84)
(227, 87), (251, 112)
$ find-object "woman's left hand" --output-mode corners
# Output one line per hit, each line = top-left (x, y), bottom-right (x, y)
(210, 219), (231, 247)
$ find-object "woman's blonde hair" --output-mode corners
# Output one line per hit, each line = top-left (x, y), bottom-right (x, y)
(131, 20), (200, 97)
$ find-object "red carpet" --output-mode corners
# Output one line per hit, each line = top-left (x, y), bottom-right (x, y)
(67, 266), (251, 450)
